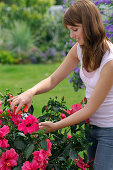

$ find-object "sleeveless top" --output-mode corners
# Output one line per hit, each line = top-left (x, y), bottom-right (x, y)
(77, 42), (113, 127)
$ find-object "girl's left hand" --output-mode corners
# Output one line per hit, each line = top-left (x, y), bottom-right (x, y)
(39, 121), (56, 133)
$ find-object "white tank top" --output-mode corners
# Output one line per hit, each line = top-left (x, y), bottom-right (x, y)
(77, 42), (113, 127)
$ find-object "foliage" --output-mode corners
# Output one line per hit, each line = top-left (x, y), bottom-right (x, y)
(0, 91), (52, 169)
(93, 0), (113, 42)
(0, 90), (91, 169)
(67, 66), (85, 92)
(0, 50), (19, 64)
(0, 0), (56, 34)
(37, 96), (91, 170)
(5, 21), (36, 58)
(0, 0), (68, 64)
(0, 20), (37, 63)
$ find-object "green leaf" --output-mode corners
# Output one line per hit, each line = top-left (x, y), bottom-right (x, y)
(41, 139), (47, 151)
(79, 121), (85, 127)
(13, 167), (21, 170)
(69, 149), (78, 161)
(17, 155), (23, 167)
(42, 105), (46, 113)
(63, 143), (72, 158)
(63, 130), (67, 142)
(28, 105), (34, 115)
(14, 140), (25, 150)
(53, 106), (59, 113)
(58, 156), (66, 162)
(25, 143), (34, 160)
(0, 148), (2, 156)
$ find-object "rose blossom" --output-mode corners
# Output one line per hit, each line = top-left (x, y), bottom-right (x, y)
(0, 125), (9, 138)
(17, 114), (39, 134)
(0, 148), (18, 169)
(67, 135), (72, 139)
(32, 139), (52, 170)
(22, 161), (38, 170)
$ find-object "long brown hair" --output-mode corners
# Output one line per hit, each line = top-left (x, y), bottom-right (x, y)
(63, 0), (110, 72)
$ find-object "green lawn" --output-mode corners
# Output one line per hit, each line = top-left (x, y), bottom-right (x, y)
(0, 63), (85, 117)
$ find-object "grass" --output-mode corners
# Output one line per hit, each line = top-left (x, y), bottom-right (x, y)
(0, 63), (85, 117)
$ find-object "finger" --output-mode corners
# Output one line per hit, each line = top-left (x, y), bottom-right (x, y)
(39, 125), (44, 130)
(27, 103), (32, 110)
(7, 96), (18, 101)
(15, 103), (24, 114)
(39, 121), (50, 125)
(10, 99), (20, 110)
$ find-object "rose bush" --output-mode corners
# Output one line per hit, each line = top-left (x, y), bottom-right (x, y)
(0, 91), (91, 170)
(0, 92), (52, 170)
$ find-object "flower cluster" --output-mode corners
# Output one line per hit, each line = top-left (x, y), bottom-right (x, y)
(93, 0), (113, 40)
(40, 96), (91, 170)
(93, 0), (111, 5)
(0, 92), (52, 170)
(22, 139), (52, 170)
(74, 155), (89, 170)
(0, 125), (9, 148)
(61, 97), (89, 124)
(67, 65), (85, 92)
(0, 91), (91, 170)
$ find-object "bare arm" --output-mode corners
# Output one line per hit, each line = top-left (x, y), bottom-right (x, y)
(10, 43), (79, 113)
(40, 60), (113, 132)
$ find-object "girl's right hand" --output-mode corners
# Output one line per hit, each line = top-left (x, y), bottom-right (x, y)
(8, 89), (34, 114)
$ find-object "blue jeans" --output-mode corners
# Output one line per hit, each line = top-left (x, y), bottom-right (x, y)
(86, 125), (113, 170)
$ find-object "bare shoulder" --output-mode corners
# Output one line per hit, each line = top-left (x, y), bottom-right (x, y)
(101, 60), (113, 74)
(68, 42), (79, 60)
(100, 60), (113, 86)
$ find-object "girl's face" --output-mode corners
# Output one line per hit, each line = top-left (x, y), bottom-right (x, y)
(67, 24), (84, 45)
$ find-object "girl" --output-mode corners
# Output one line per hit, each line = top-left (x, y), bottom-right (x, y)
(9, 0), (113, 169)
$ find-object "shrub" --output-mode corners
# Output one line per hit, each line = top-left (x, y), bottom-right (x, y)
(5, 21), (36, 57)
(0, 90), (91, 169)
(0, 50), (19, 64)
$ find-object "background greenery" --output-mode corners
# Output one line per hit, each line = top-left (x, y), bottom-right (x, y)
(0, 0), (112, 64)
(0, 63), (85, 116)
(0, 0), (112, 117)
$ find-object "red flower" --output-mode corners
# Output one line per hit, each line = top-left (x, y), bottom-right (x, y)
(0, 101), (2, 108)
(0, 120), (2, 125)
(0, 139), (9, 148)
(32, 139), (52, 170)
(45, 139), (52, 158)
(13, 106), (22, 115)
(0, 148), (19, 169)
(0, 109), (3, 114)
(23, 104), (28, 113)
(7, 109), (22, 126)
(32, 150), (48, 170)
(61, 113), (66, 119)
(0, 125), (9, 148)
(74, 155), (89, 170)
(8, 93), (13, 105)
(22, 161), (38, 170)
(17, 114), (39, 134)
(85, 119), (89, 124)
(0, 125), (9, 138)
(67, 135), (72, 139)
(68, 103), (83, 115)
(84, 97), (87, 104)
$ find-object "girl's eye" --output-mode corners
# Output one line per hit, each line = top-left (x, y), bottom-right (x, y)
(73, 29), (78, 32)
